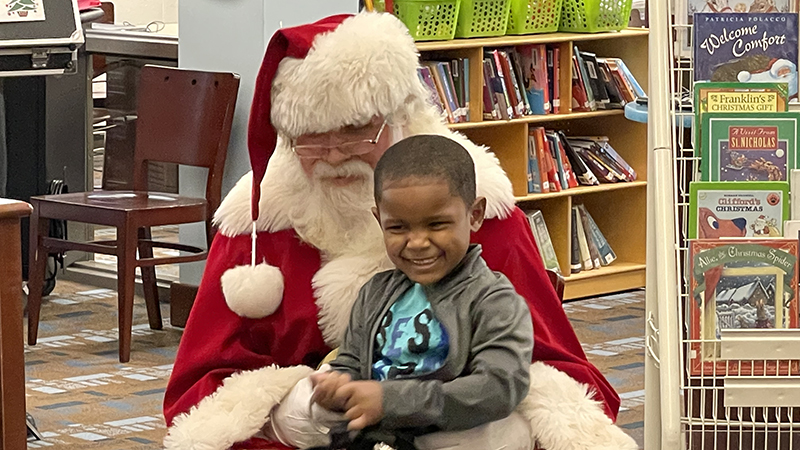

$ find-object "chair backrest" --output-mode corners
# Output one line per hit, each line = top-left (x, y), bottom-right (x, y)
(133, 65), (240, 215)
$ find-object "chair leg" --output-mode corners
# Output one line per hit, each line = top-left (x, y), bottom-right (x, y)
(138, 227), (162, 330)
(116, 223), (138, 363)
(26, 208), (49, 346)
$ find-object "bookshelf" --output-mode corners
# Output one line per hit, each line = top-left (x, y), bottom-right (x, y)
(416, 28), (649, 300)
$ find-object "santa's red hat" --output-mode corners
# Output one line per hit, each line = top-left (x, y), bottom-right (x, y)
(222, 12), (431, 319)
(248, 12), (428, 222)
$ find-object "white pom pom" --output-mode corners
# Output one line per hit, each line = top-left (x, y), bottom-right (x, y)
(221, 263), (284, 318)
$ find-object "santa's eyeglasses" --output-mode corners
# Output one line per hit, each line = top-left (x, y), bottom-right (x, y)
(291, 120), (387, 159)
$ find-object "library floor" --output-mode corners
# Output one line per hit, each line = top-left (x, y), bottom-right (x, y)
(23, 281), (646, 449)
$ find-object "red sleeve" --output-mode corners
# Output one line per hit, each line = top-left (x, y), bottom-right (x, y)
(472, 207), (621, 420)
(163, 230), (330, 435)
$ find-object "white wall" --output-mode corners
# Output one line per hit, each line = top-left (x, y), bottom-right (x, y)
(108, 0), (179, 25)
(178, 0), (358, 284)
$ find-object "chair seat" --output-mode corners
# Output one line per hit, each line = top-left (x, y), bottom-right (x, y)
(33, 191), (206, 211)
(31, 191), (208, 229)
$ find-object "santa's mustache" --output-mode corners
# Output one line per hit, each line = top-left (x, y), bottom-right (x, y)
(311, 160), (374, 184)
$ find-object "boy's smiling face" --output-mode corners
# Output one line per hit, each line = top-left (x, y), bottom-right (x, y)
(373, 176), (485, 285)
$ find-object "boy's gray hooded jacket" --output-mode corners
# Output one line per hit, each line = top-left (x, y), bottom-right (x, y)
(330, 245), (533, 433)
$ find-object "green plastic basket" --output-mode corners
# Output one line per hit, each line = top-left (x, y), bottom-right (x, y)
(506, 0), (562, 35)
(559, 0), (632, 32)
(454, 0), (511, 38)
(393, 0), (461, 41)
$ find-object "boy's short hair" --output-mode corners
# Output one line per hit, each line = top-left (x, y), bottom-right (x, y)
(374, 135), (476, 206)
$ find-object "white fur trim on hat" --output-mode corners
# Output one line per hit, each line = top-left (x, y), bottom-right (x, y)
(222, 263), (284, 318)
(271, 12), (429, 138)
(517, 362), (638, 450)
(163, 365), (313, 450)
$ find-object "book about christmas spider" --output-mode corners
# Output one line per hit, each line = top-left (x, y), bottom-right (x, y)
(689, 239), (799, 376)
(688, 181), (789, 239)
(700, 112), (799, 181)
(693, 13), (798, 99)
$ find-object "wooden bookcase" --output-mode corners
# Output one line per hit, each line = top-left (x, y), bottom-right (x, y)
(416, 29), (649, 301)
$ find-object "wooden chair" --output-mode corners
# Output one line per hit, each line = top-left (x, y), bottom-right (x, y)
(0, 199), (31, 450)
(546, 269), (565, 301)
(26, 65), (240, 362)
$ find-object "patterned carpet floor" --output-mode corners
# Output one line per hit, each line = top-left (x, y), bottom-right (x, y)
(23, 280), (645, 449)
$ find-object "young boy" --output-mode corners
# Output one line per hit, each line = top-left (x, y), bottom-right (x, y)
(268, 135), (534, 449)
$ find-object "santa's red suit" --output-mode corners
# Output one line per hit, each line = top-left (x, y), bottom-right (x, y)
(163, 13), (637, 450)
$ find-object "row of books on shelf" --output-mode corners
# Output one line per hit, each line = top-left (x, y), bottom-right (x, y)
(571, 50), (645, 113)
(416, 46), (646, 124)
(482, 45), (560, 120)
(418, 60), (471, 124)
(526, 206), (616, 277)
(527, 130), (636, 194)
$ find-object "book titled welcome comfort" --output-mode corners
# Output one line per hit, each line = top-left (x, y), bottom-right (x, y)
(694, 13), (798, 99)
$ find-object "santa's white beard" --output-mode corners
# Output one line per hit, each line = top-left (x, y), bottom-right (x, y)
(285, 160), (385, 260)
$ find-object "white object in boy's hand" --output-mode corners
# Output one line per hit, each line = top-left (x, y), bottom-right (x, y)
(267, 364), (347, 448)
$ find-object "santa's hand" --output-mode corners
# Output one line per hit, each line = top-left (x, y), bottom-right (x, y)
(311, 370), (352, 411)
(337, 381), (384, 431)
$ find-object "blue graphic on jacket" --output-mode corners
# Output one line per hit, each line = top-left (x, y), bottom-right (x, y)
(373, 283), (449, 380)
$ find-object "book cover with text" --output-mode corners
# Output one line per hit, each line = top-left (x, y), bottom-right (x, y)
(700, 112), (799, 181)
(689, 239), (799, 376)
(694, 13), (798, 99)
(688, 181), (789, 239)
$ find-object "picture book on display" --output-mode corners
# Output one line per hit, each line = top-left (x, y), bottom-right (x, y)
(693, 13), (798, 99)
(687, 0), (794, 22)
(693, 82), (789, 152)
(689, 238), (799, 376)
(700, 112), (800, 181)
(688, 181), (789, 239)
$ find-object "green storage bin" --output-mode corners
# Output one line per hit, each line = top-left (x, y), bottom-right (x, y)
(506, 0), (562, 35)
(559, 0), (632, 32)
(392, 0), (461, 41)
(455, 0), (511, 38)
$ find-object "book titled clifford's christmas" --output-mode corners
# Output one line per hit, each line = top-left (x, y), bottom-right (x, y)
(694, 13), (798, 99)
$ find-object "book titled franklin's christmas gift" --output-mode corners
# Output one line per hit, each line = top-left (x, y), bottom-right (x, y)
(689, 238), (799, 376)
(700, 112), (800, 181)
(693, 81), (789, 153)
(688, 181), (789, 239)
(694, 13), (798, 99)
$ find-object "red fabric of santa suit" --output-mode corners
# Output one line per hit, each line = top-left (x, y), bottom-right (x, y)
(162, 12), (635, 450)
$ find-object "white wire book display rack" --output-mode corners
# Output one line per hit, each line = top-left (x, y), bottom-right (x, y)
(645, 0), (800, 448)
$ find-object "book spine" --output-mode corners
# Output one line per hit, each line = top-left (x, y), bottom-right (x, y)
(546, 47), (555, 115)
(462, 58), (470, 121)
(527, 134), (542, 193)
(552, 46), (560, 114)
(570, 208), (583, 274)
(577, 204), (602, 268)
(583, 206), (617, 265)
(616, 58), (646, 99)
(573, 206), (593, 270)
(573, 46), (596, 110)
(530, 210), (561, 273)
(491, 50), (515, 119)
(482, 59), (500, 120)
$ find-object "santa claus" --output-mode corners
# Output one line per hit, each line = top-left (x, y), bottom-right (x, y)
(162, 12), (637, 450)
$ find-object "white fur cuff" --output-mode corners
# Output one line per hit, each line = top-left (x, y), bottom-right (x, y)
(222, 263), (284, 318)
(163, 365), (313, 450)
(517, 362), (638, 450)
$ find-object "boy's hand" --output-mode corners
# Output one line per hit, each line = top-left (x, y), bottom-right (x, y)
(337, 381), (384, 431)
(310, 370), (352, 411)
